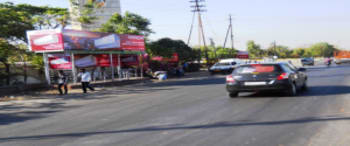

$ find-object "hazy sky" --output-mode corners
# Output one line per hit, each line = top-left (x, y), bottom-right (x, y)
(4, 0), (350, 50)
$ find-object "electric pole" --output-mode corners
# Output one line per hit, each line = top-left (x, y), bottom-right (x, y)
(230, 15), (234, 51)
(223, 15), (235, 56)
(190, 0), (210, 67)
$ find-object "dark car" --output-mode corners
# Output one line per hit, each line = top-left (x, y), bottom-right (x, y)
(226, 63), (307, 98)
(301, 58), (314, 66)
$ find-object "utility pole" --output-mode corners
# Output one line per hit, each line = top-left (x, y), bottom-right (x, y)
(229, 15), (234, 51)
(187, 12), (196, 45)
(190, 0), (210, 67)
(223, 15), (235, 56)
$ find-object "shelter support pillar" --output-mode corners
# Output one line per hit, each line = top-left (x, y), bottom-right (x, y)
(71, 53), (77, 83)
(140, 54), (143, 79)
(110, 53), (114, 81)
(118, 54), (121, 80)
(43, 53), (51, 85)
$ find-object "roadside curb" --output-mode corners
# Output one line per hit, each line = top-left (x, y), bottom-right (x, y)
(0, 71), (210, 102)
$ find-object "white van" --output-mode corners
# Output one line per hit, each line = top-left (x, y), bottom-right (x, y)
(209, 59), (244, 75)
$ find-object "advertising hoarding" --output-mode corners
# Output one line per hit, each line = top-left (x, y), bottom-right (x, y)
(27, 29), (64, 52)
(237, 51), (249, 59)
(48, 54), (72, 70)
(62, 29), (121, 50)
(95, 54), (120, 67)
(27, 29), (145, 53)
(120, 35), (145, 51)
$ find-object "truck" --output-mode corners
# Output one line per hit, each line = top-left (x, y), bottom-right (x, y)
(334, 51), (350, 64)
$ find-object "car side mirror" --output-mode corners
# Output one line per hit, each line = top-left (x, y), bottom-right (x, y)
(298, 68), (306, 72)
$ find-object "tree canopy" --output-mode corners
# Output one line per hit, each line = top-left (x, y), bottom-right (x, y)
(147, 38), (197, 61)
(247, 40), (264, 58)
(0, 2), (68, 42)
(99, 12), (153, 36)
(245, 41), (339, 58)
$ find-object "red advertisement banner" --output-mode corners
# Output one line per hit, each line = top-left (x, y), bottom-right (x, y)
(120, 35), (145, 51)
(151, 53), (179, 62)
(27, 29), (64, 52)
(48, 54), (72, 70)
(95, 54), (120, 67)
(237, 51), (249, 59)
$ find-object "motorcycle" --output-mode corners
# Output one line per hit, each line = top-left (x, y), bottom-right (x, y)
(326, 59), (332, 67)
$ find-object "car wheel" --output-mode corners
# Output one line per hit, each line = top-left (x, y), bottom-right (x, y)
(229, 92), (238, 98)
(301, 81), (308, 91)
(286, 83), (297, 96)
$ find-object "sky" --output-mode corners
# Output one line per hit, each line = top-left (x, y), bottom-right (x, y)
(3, 0), (350, 50)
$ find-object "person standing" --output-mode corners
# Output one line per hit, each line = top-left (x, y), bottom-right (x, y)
(57, 70), (68, 95)
(78, 69), (95, 93)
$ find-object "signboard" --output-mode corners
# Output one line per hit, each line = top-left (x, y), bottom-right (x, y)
(120, 35), (145, 51)
(237, 51), (249, 59)
(48, 54), (72, 70)
(151, 53), (179, 62)
(62, 29), (121, 50)
(27, 29), (64, 52)
(95, 54), (120, 67)
(75, 55), (97, 68)
(27, 29), (145, 53)
(121, 55), (139, 66)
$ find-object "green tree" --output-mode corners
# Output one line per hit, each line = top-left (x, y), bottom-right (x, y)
(99, 12), (153, 36)
(247, 40), (264, 58)
(267, 45), (291, 58)
(69, 0), (108, 26)
(0, 2), (69, 85)
(212, 46), (236, 59)
(0, 2), (68, 42)
(147, 38), (196, 61)
(0, 39), (16, 85)
(309, 42), (337, 57)
(291, 48), (306, 58)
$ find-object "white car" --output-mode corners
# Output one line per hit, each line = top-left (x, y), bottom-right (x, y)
(209, 59), (243, 75)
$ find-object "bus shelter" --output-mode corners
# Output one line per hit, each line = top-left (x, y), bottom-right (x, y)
(26, 29), (146, 85)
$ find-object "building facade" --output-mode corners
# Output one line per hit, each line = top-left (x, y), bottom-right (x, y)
(69, 0), (121, 30)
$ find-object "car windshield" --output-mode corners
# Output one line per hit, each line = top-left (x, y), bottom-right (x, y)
(235, 64), (282, 74)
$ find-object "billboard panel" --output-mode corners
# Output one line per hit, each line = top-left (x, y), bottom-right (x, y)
(62, 29), (121, 50)
(95, 54), (120, 67)
(120, 35), (145, 51)
(75, 55), (98, 68)
(27, 29), (64, 52)
(27, 29), (145, 52)
(237, 51), (249, 59)
(48, 54), (72, 70)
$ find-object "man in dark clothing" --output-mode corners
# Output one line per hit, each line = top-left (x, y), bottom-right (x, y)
(58, 70), (68, 95)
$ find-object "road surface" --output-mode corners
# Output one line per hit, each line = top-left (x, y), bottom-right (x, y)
(1, 65), (350, 146)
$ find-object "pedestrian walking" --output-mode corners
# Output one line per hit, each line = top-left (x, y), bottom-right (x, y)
(57, 70), (68, 95)
(78, 69), (95, 93)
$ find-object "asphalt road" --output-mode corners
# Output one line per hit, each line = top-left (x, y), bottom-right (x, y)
(1, 65), (350, 146)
